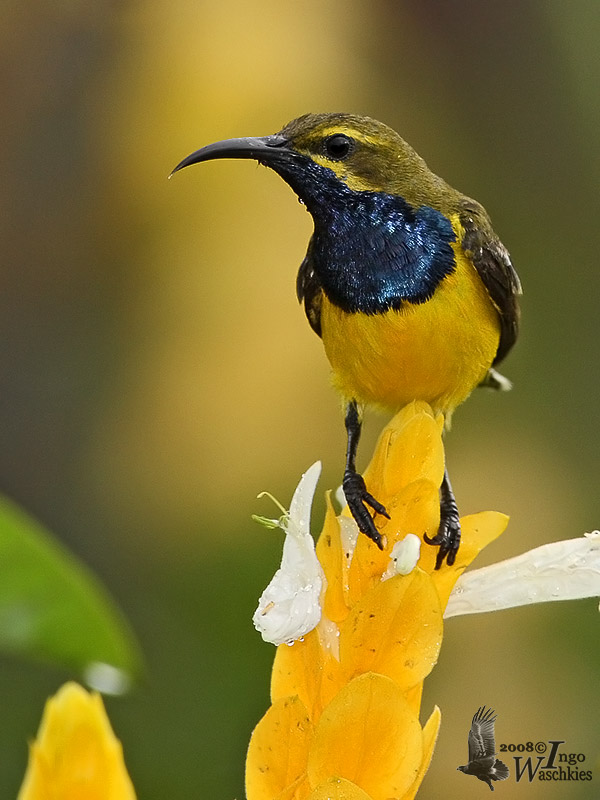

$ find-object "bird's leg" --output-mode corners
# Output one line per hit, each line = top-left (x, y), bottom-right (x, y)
(342, 401), (390, 549)
(424, 467), (461, 569)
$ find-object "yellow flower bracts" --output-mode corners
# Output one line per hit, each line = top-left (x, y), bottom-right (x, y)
(18, 682), (136, 800)
(247, 402), (508, 800)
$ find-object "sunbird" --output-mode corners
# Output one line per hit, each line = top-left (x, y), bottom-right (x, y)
(172, 113), (521, 568)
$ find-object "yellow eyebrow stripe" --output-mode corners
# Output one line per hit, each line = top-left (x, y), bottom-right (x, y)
(314, 127), (379, 147)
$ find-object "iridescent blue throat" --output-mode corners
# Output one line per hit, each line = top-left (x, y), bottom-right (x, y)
(277, 158), (457, 314)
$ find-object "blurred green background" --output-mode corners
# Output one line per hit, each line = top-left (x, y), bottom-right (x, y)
(2, 0), (599, 797)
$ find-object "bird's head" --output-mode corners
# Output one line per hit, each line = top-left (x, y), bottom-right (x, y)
(172, 113), (452, 213)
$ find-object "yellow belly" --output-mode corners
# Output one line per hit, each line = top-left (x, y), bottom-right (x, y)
(320, 245), (500, 415)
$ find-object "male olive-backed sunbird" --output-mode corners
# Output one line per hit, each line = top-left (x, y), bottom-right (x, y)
(172, 113), (521, 568)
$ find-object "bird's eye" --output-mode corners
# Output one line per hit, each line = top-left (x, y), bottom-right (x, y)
(323, 134), (354, 161)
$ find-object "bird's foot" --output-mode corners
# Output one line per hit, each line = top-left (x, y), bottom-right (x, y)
(424, 497), (461, 570)
(343, 469), (390, 549)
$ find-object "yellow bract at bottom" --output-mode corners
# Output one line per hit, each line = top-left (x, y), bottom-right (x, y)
(307, 673), (422, 800)
(309, 777), (373, 800)
(247, 402), (509, 800)
(18, 682), (136, 800)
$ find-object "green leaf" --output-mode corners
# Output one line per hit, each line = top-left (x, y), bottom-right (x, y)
(0, 495), (142, 692)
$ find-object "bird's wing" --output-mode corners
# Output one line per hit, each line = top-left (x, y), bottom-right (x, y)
(296, 238), (323, 337)
(468, 706), (499, 761)
(459, 200), (522, 366)
(467, 725), (484, 761)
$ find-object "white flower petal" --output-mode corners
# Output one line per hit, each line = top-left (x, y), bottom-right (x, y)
(445, 532), (600, 618)
(339, 515), (360, 562)
(388, 534), (422, 577)
(317, 615), (340, 661)
(334, 484), (346, 511)
(253, 463), (324, 645)
(288, 461), (321, 539)
(252, 571), (323, 646)
(83, 662), (132, 696)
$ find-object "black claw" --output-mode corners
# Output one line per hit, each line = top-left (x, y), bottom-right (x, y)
(343, 470), (388, 549)
(362, 490), (391, 519)
(423, 468), (461, 569)
(425, 511), (461, 569)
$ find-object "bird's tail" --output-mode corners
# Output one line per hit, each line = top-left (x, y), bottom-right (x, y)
(479, 367), (513, 391)
(493, 759), (510, 781)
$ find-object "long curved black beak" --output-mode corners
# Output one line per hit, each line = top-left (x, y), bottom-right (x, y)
(170, 134), (295, 176)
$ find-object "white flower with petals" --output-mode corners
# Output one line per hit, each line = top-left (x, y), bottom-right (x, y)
(445, 531), (600, 618)
(252, 462), (324, 645)
(391, 534), (422, 576)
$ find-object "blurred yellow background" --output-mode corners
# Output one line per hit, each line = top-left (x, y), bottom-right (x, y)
(1, 1), (599, 797)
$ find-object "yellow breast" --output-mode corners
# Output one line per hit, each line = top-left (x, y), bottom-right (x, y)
(319, 240), (500, 415)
